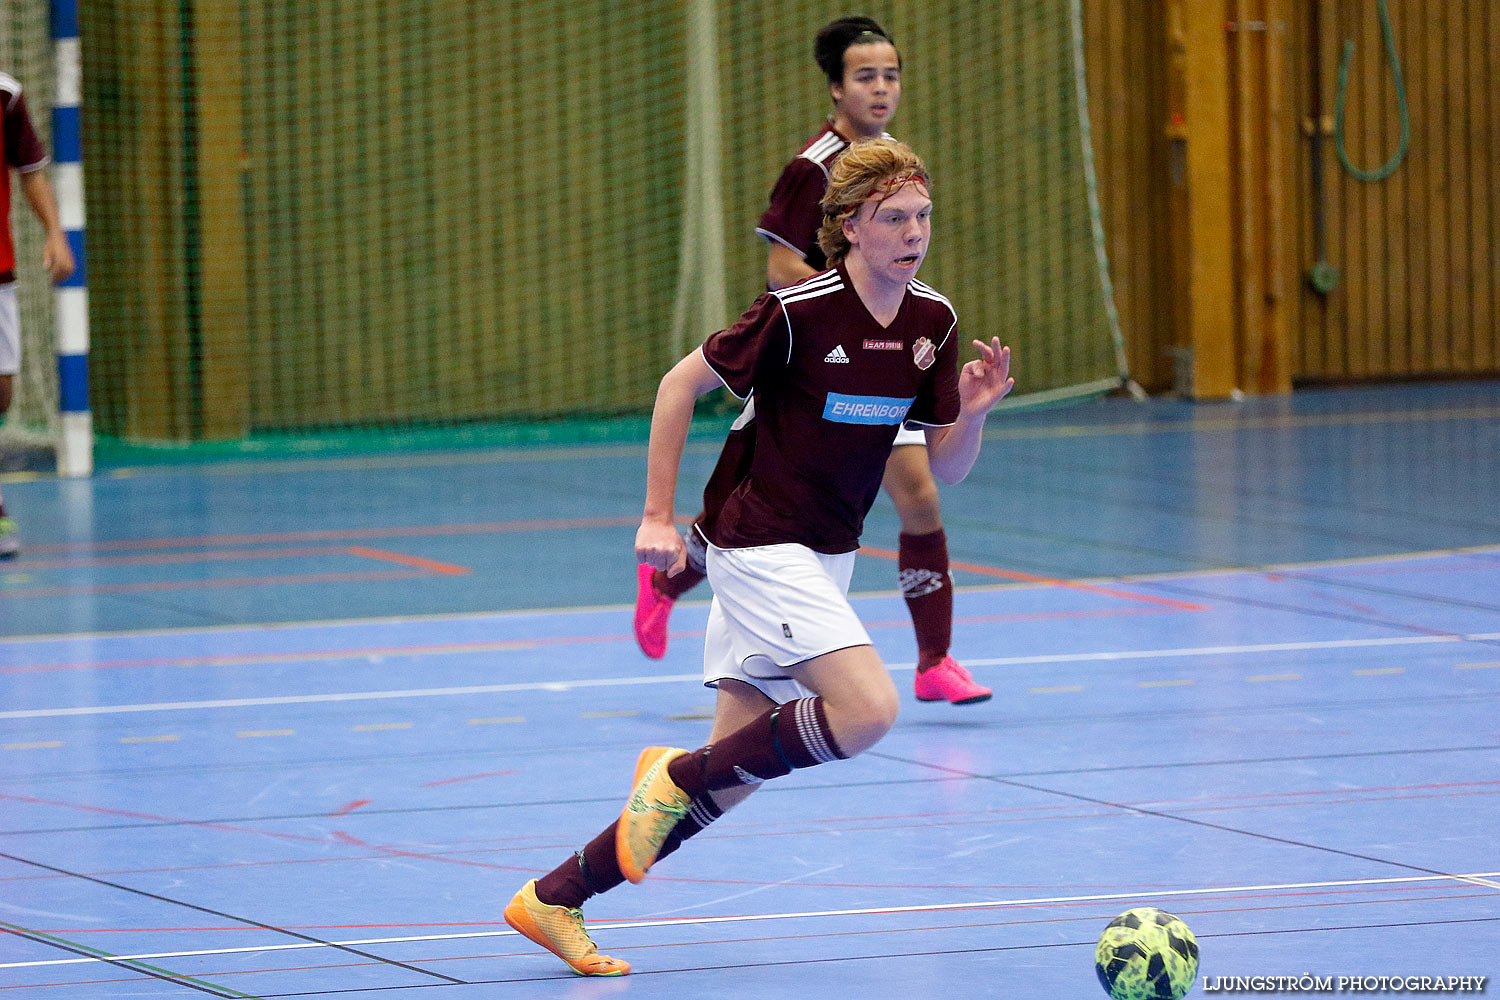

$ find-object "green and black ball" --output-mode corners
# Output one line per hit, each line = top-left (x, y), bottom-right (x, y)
(1095, 907), (1199, 1000)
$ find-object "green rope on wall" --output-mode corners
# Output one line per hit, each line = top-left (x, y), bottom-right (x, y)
(1333, 0), (1409, 182)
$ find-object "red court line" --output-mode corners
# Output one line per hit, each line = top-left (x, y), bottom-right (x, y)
(421, 771), (517, 787)
(0, 793), (325, 845)
(0, 569), (434, 599)
(858, 545), (1206, 610)
(6, 544), (469, 577)
(20, 886), (1490, 939)
(9, 545), (371, 571)
(345, 546), (469, 576)
(0, 639), (540, 675)
(0, 606), (1163, 676)
(15, 889), (1492, 990)
(18, 516), (644, 556)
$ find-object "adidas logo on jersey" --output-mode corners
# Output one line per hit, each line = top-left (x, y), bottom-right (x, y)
(824, 345), (850, 364)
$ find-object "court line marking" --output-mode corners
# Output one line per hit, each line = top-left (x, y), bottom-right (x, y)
(14, 516), (647, 556)
(4, 870), (1495, 969)
(6, 631), (1500, 720)
(0, 920), (255, 998)
(5, 543), (1495, 646)
(0, 851), (469, 987)
(0, 569), (435, 600)
(62, 402), (1500, 485)
(959, 542), (1500, 596)
(859, 545), (1205, 611)
(0, 608), (1152, 677)
(5, 545), (464, 575)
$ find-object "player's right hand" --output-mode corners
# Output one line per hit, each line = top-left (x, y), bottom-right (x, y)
(635, 518), (687, 577)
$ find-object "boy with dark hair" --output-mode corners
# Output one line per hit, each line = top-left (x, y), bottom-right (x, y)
(634, 16), (991, 707)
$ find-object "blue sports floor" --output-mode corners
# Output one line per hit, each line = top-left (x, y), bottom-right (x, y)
(1, 381), (1497, 997)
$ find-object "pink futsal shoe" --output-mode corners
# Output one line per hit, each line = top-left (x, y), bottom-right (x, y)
(633, 563), (675, 659)
(913, 656), (992, 705)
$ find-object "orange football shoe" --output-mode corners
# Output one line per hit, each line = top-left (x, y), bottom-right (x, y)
(616, 746), (690, 883)
(503, 880), (629, 977)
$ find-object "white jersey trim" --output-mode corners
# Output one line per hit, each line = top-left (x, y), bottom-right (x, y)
(755, 227), (807, 258)
(697, 344), (747, 401)
(775, 269), (841, 303)
(799, 132), (848, 180)
(909, 279), (959, 351)
(0, 74), (20, 111)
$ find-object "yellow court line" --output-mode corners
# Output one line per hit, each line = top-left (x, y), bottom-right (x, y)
(467, 716), (524, 725)
(235, 729), (294, 738)
(352, 722), (413, 731)
(1248, 673), (1302, 682)
(1353, 667), (1405, 676)
(1457, 662), (1499, 670)
(3, 741), (62, 750)
(1030, 685), (1084, 694)
(1138, 679), (1195, 688)
(581, 710), (639, 719)
(119, 734), (181, 743)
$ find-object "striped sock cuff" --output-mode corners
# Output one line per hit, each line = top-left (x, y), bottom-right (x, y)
(791, 697), (845, 765)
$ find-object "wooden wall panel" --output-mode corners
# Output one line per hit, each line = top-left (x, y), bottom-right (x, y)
(1084, 0), (1174, 392)
(1292, 0), (1499, 381)
(1088, 0), (1499, 390)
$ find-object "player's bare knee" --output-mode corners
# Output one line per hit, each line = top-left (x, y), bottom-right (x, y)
(896, 490), (942, 535)
(826, 683), (900, 756)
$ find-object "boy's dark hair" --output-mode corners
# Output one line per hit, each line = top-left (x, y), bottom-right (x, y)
(813, 16), (898, 85)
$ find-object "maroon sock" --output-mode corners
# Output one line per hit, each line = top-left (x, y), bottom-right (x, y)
(899, 530), (953, 671)
(667, 698), (846, 797)
(534, 794), (724, 909)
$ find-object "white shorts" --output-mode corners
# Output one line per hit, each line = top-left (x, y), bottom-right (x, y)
(703, 542), (872, 705)
(893, 423), (927, 448)
(0, 284), (18, 376)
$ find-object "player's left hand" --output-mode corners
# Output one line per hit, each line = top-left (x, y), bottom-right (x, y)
(43, 231), (75, 285)
(636, 518), (688, 577)
(957, 338), (1014, 416)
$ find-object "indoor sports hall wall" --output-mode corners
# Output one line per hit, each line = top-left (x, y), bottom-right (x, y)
(64, 0), (1121, 445)
(1083, 0), (1499, 392)
(7, 2), (1493, 450)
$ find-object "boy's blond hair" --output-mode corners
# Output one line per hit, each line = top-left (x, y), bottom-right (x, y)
(816, 138), (930, 264)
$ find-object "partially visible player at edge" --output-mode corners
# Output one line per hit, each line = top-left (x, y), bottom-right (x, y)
(1, 71), (75, 559)
(504, 138), (1014, 976)
(633, 16), (992, 706)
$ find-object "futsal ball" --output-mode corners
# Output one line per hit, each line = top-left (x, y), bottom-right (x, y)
(1094, 907), (1199, 1000)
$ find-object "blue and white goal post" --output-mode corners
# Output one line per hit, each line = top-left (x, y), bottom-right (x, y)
(52, 0), (91, 477)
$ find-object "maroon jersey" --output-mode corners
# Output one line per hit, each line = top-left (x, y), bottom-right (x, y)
(757, 123), (891, 273)
(1, 74), (50, 281)
(700, 266), (960, 554)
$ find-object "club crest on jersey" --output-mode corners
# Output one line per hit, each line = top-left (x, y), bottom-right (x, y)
(912, 337), (936, 370)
